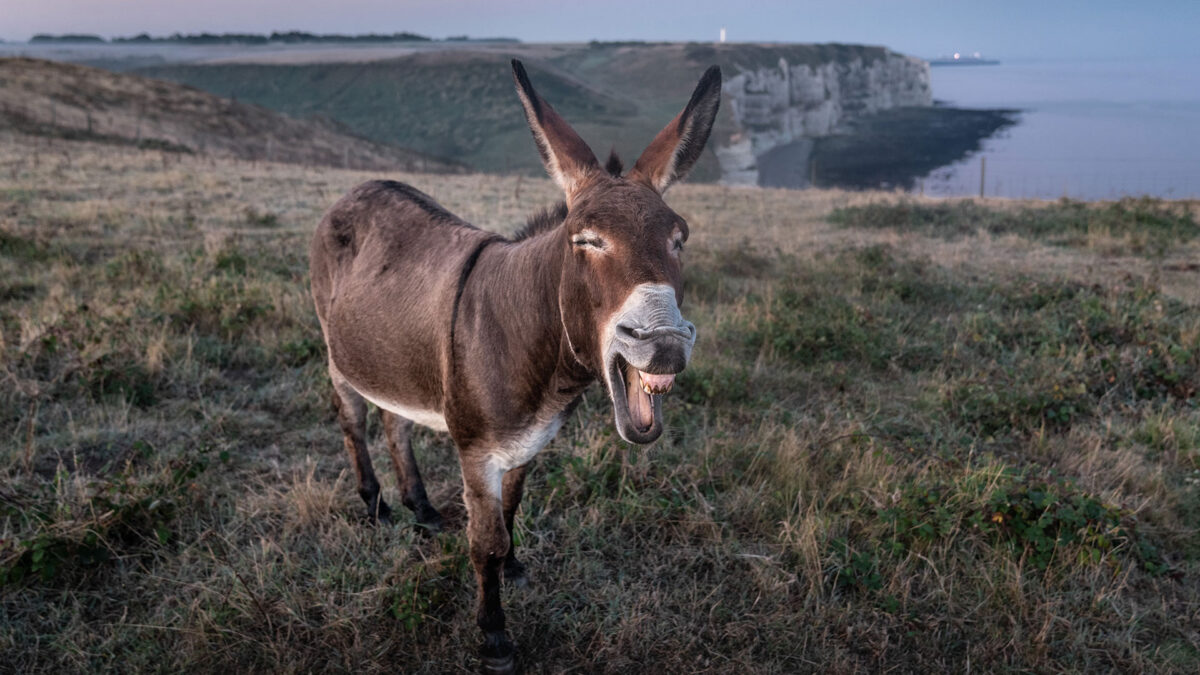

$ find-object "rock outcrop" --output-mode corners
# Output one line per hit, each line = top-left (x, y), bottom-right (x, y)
(716, 51), (931, 186)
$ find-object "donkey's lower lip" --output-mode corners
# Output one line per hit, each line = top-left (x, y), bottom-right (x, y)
(608, 356), (665, 443)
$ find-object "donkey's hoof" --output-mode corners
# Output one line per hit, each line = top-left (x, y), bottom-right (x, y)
(503, 558), (529, 588)
(368, 502), (394, 526)
(479, 653), (515, 675)
(372, 502), (396, 523)
(414, 507), (444, 537)
(479, 638), (516, 675)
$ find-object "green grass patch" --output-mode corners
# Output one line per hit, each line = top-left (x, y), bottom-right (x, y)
(0, 229), (52, 261)
(83, 355), (159, 408)
(1, 450), (207, 585)
(687, 242), (1197, 455)
(882, 467), (1164, 572)
(243, 207), (280, 228)
(830, 198), (1200, 252)
(164, 277), (275, 340)
(707, 246), (963, 375)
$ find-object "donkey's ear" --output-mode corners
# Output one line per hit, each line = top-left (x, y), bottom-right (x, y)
(630, 66), (722, 194)
(512, 59), (600, 201)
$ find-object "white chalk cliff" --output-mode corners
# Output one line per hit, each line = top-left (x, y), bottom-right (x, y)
(715, 52), (931, 186)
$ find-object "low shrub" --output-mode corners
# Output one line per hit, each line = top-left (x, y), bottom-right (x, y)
(0, 450), (208, 585)
(881, 468), (1165, 572)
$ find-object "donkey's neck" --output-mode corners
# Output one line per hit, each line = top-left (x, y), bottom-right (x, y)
(454, 221), (592, 420)
(499, 224), (584, 376)
(515, 226), (594, 389)
(482, 222), (565, 324)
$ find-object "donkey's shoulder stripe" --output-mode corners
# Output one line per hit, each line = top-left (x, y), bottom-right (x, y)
(449, 236), (499, 372)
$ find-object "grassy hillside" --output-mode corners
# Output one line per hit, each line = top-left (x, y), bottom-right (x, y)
(136, 43), (901, 181)
(0, 58), (462, 173)
(138, 52), (642, 175)
(2, 129), (1199, 672)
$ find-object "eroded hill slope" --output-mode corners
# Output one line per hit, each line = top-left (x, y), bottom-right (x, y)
(0, 57), (463, 173)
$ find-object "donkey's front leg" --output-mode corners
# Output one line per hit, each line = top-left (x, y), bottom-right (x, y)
(462, 458), (516, 674)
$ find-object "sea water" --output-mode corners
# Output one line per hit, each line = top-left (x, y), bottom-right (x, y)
(924, 57), (1200, 200)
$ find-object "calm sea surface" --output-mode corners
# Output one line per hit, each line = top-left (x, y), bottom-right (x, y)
(923, 58), (1200, 200)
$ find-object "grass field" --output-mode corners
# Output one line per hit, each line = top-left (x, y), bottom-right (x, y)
(2, 130), (1199, 673)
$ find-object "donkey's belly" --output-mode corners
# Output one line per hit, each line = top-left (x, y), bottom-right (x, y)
(355, 387), (449, 432)
(324, 276), (451, 431)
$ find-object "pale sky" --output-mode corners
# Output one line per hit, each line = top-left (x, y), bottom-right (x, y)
(4, 0), (1199, 60)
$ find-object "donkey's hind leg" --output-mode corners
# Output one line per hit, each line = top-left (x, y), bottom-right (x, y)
(330, 366), (392, 525)
(501, 464), (529, 587)
(381, 411), (443, 534)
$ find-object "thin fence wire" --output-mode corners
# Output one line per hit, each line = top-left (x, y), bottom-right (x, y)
(916, 155), (1200, 201)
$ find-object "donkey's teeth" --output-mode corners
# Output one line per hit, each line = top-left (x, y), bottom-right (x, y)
(638, 371), (675, 394)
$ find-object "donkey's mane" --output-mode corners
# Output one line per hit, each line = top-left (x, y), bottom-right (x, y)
(604, 149), (624, 177)
(510, 151), (625, 243)
(511, 201), (568, 242)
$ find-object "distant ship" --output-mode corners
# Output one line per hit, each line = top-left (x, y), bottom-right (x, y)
(929, 52), (1000, 66)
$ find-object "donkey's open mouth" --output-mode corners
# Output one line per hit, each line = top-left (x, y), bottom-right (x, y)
(609, 355), (675, 444)
(601, 284), (696, 444)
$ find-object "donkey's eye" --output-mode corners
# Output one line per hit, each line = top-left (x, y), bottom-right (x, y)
(571, 234), (605, 249)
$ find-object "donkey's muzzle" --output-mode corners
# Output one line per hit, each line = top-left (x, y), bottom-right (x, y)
(613, 319), (696, 374)
(608, 283), (696, 374)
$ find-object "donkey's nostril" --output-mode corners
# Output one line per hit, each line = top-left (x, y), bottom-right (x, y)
(625, 325), (663, 340)
(618, 323), (695, 342)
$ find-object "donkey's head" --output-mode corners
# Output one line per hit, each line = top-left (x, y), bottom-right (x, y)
(512, 60), (721, 444)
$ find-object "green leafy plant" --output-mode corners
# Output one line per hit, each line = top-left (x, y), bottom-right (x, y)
(0, 451), (207, 585)
(881, 470), (1165, 572)
(826, 537), (884, 593)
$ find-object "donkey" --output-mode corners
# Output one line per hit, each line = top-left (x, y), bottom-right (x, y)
(309, 60), (720, 672)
